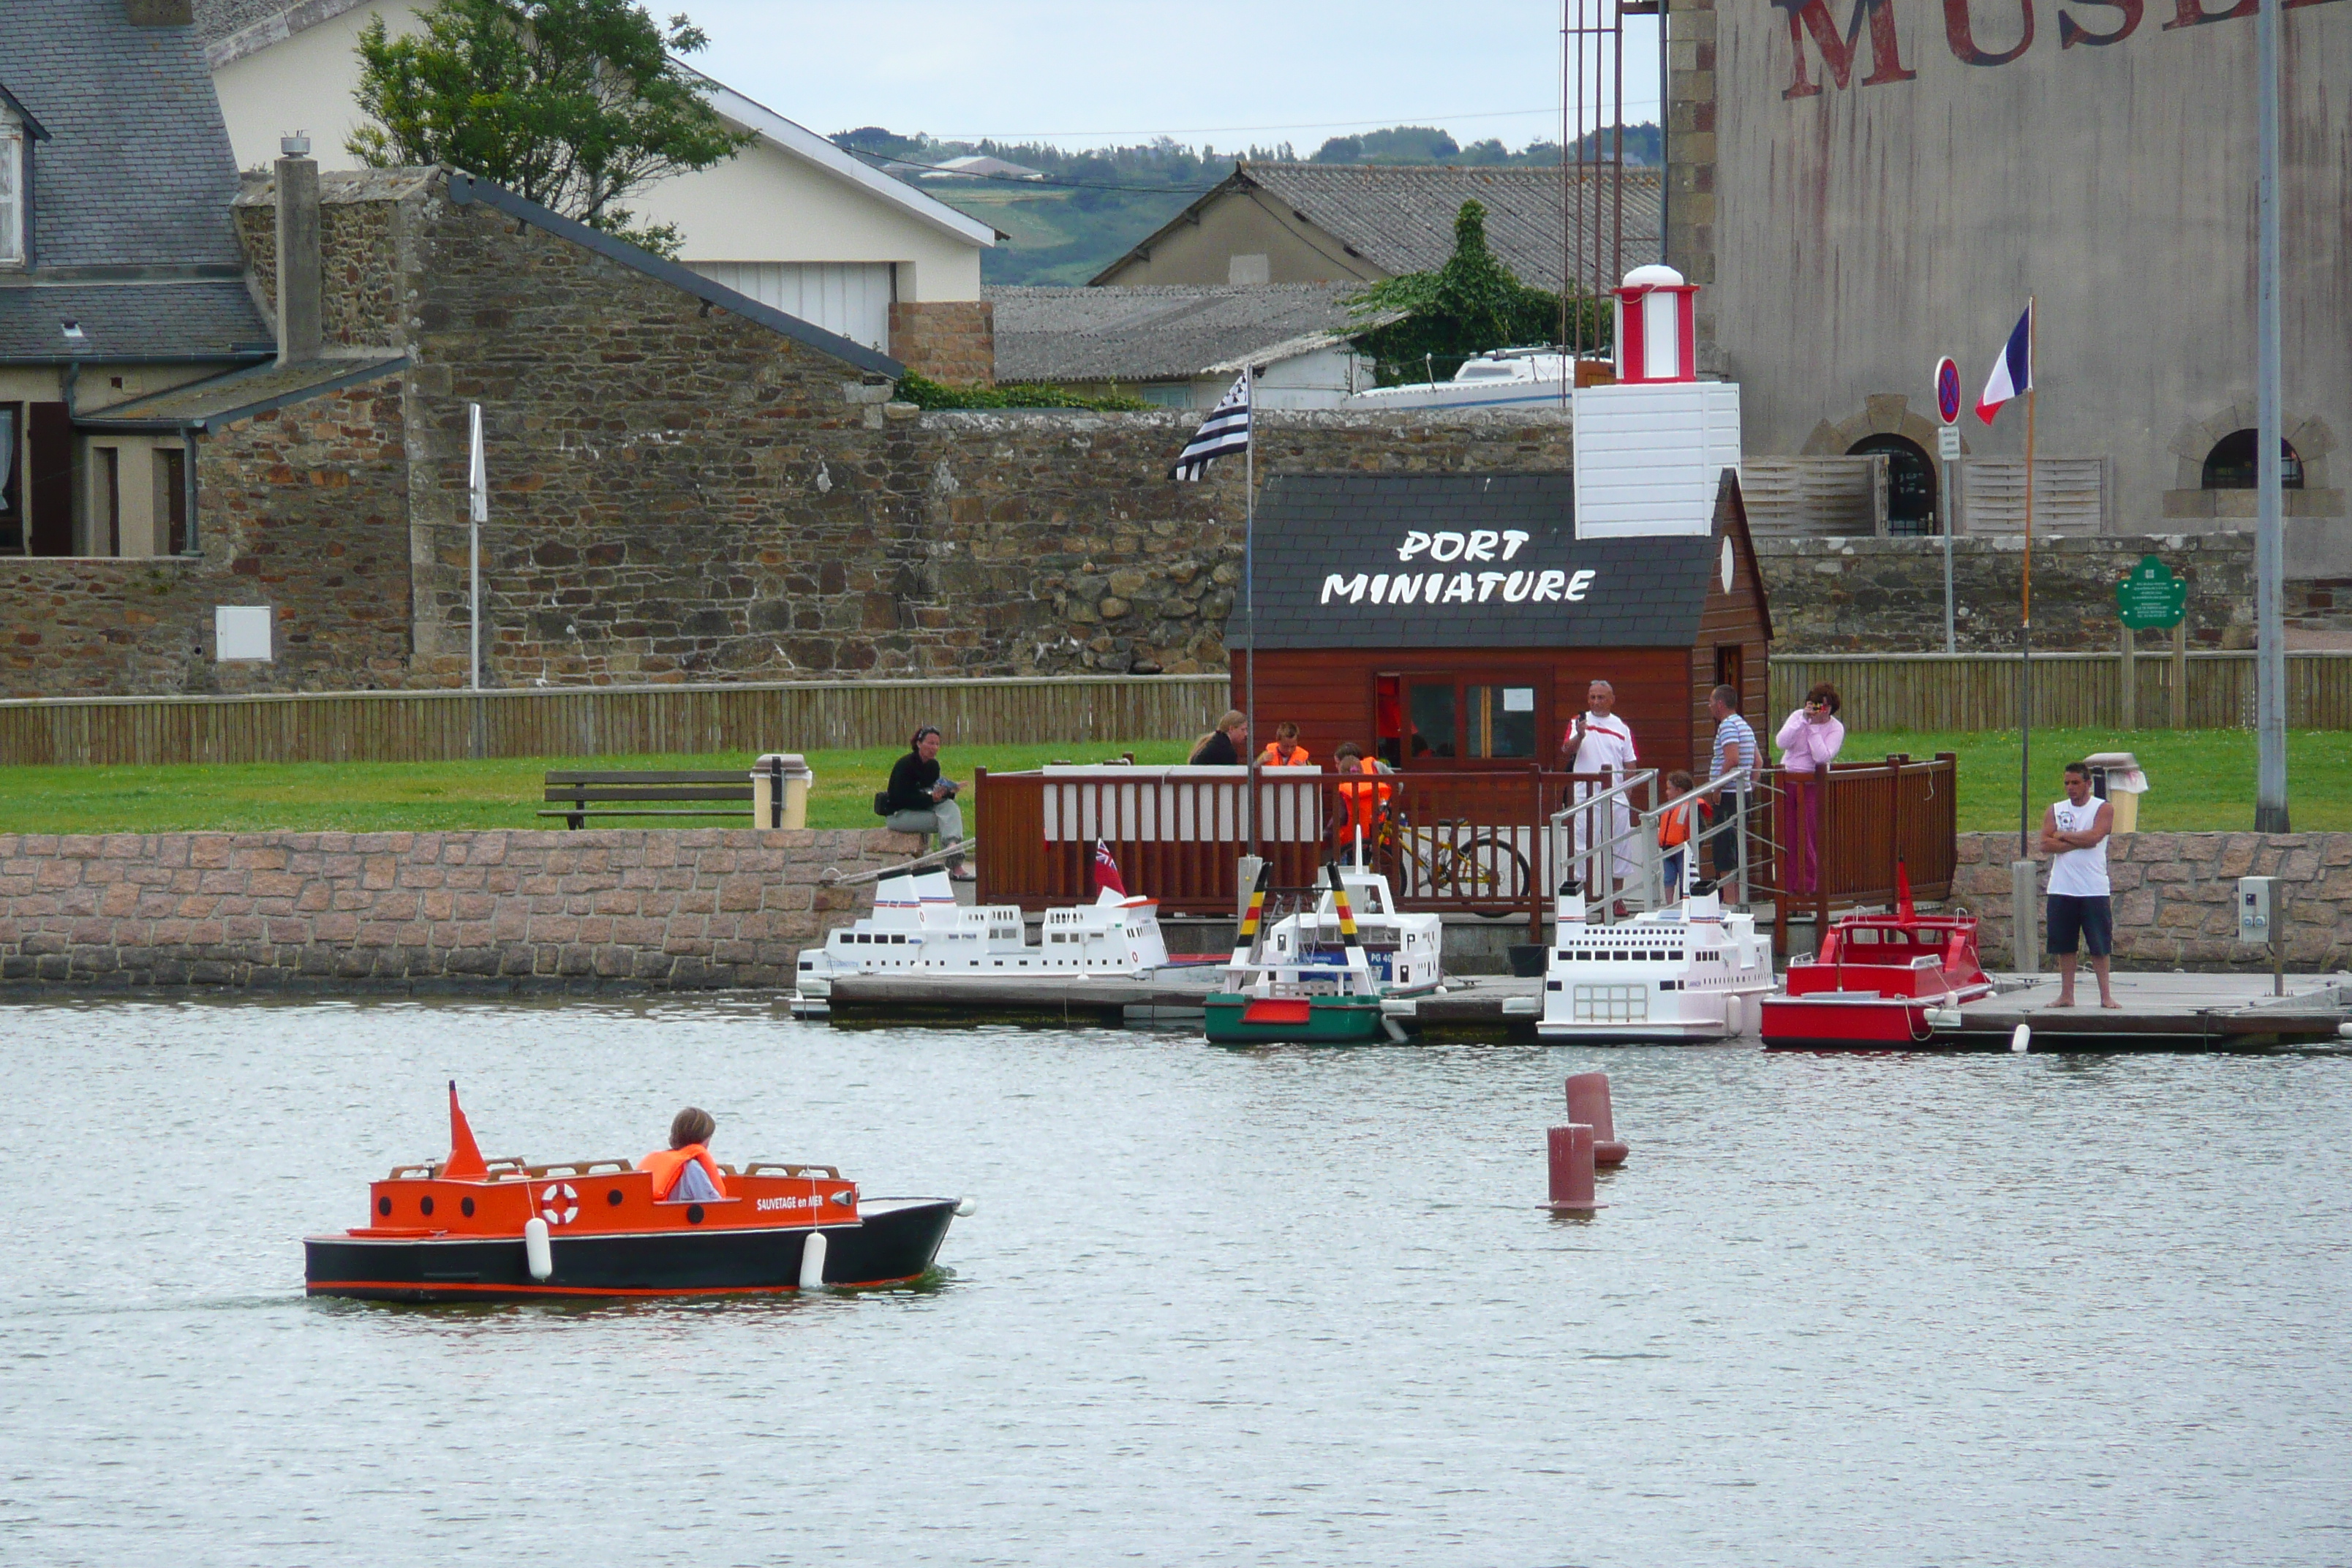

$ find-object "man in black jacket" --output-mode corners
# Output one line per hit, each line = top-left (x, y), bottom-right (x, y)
(883, 725), (968, 878)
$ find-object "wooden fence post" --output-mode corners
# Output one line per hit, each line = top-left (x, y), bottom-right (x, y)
(2119, 626), (2137, 731)
(2171, 620), (2189, 728)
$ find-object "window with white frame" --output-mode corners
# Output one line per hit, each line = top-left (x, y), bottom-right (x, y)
(0, 108), (23, 265)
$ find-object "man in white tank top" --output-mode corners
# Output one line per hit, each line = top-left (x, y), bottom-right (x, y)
(2038, 761), (2119, 1008)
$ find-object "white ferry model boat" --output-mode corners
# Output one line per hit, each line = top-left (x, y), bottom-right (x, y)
(1537, 878), (1774, 1041)
(1207, 863), (1445, 1044)
(791, 870), (1169, 1017)
(1340, 347), (1576, 412)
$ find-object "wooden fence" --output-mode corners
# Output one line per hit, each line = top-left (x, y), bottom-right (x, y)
(1770, 651), (2352, 731)
(0, 674), (1232, 767)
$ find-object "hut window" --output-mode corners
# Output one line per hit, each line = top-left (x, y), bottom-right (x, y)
(2201, 429), (2302, 490)
(1466, 685), (1538, 759)
(1406, 682), (1458, 759)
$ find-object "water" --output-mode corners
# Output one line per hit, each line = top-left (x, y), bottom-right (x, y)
(1, 998), (2347, 1567)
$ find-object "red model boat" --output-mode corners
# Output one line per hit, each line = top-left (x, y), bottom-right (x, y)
(304, 1087), (965, 1302)
(1760, 872), (1994, 1050)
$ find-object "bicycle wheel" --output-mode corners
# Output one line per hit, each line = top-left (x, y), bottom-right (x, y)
(1427, 834), (1532, 914)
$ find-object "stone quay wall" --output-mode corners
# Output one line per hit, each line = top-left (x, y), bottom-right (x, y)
(0, 828), (919, 992)
(1950, 831), (2352, 970)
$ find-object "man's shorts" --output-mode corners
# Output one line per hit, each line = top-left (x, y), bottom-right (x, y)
(2046, 893), (2114, 957)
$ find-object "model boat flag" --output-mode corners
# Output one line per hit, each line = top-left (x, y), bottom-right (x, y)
(444, 1079), (489, 1180)
(1975, 304), (2033, 424)
(1091, 839), (1126, 897)
(1169, 370), (1251, 480)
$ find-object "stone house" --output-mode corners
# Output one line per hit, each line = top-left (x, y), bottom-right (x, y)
(191, 0), (998, 377)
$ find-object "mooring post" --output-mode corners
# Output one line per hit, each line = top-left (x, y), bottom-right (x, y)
(2011, 858), (2039, 973)
(1547, 1123), (1599, 1212)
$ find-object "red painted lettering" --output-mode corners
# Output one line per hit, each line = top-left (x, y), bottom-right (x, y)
(1945, 0), (2038, 62)
(2160, 0), (2254, 26)
(2059, 0), (2142, 44)
(1776, 0), (1920, 99)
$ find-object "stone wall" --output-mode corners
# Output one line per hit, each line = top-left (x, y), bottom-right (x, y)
(1951, 831), (2352, 970)
(1759, 534), (2258, 654)
(889, 300), (995, 385)
(0, 827), (916, 991)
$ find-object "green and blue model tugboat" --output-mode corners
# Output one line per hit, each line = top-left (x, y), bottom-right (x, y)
(1205, 861), (1445, 1044)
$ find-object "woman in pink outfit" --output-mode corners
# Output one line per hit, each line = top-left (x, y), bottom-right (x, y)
(1775, 682), (1845, 894)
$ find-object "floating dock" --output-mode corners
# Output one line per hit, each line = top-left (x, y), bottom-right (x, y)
(798, 965), (2348, 1050)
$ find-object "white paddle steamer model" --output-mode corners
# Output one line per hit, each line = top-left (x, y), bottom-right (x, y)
(791, 870), (1169, 1017)
(1537, 876), (1775, 1041)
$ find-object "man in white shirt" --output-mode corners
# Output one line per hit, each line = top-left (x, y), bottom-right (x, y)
(2038, 761), (2118, 1009)
(1559, 679), (1639, 896)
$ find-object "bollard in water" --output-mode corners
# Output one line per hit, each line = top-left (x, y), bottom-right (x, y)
(1547, 1123), (1601, 1211)
(1565, 1071), (1628, 1166)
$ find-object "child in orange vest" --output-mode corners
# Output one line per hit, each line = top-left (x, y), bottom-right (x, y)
(1259, 721), (1311, 767)
(1659, 769), (1698, 897)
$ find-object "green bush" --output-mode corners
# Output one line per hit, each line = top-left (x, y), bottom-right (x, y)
(894, 370), (1150, 412)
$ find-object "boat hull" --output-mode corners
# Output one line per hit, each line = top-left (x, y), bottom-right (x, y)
(1760, 995), (1951, 1049)
(304, 1197), (957, 1302)
(1204, 992), (1390, 1045)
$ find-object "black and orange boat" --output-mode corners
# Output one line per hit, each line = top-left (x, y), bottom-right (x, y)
(304, 1087), (966, 1303)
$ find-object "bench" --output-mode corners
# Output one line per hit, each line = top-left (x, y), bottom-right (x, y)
(540, 769), (756, 830)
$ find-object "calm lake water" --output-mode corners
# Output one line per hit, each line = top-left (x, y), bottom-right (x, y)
(1, 997), (2347, 1567)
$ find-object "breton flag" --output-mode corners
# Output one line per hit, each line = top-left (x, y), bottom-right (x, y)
(1975, 304), (2033, 425)
(1169, 370), (1251, 480)
(1091, 839), (1126, 897)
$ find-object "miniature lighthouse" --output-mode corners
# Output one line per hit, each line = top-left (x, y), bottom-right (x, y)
(1610, 264), (1698, 385)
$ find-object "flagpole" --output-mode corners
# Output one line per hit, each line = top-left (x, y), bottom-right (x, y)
(2019, 297), (2035, 860)
(1245, 367), (1258, 858)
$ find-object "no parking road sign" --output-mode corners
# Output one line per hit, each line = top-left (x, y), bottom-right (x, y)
(1933, 358), (1962, 460)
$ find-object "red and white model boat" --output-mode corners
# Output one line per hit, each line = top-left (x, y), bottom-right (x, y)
(1760, 872), (1994, 1050)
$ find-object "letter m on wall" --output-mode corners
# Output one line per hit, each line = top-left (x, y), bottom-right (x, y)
(1776, 0), (1919, 98)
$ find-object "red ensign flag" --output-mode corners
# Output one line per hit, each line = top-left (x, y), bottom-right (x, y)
(1092, 840), (1126, 897)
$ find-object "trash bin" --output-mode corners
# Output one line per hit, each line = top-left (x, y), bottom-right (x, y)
(2082, 750), (2145, 834)
(750, 753), (813, 829)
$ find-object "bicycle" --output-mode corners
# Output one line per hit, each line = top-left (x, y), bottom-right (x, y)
(1344, 802), (1531, 916)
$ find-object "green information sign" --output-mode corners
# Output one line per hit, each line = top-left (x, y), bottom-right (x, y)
(2117, 554), (2187, 629)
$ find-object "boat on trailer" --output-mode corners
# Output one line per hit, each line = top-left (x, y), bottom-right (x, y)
(1759, 875), (1994, 1050)
(304, 1088), (965, 1303)
(791, 867), (1170, 1016)
(1205, 862), (1445, 1044)
(1537, 875), (1775, 1041)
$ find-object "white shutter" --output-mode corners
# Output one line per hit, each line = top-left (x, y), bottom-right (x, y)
(687, 262), (894, 353)
(1956, 457), (2107, 535)
(0, 124), (22, 265)
(1738, 456), (1888, 538)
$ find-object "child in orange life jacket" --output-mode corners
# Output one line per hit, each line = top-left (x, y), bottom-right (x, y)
(641, 1106), (728, 1203)
(1332, 742), (1392, 859)
(1657, 770), (1702, 897)
(1259, 721), (1311, 767)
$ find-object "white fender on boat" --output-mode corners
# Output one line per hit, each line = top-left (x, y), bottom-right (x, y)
(524, 1216), (553, 1281)
(954, 1196), (979, 1218)
(2010, 1024), (2032, 1054)
(798, 1229), (828, 1290)
(1724, 995), (1741, 1035)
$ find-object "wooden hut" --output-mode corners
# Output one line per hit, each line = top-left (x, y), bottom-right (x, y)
(1227, 470), (1771, 780)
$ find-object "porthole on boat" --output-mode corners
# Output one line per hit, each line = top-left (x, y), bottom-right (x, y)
(607, 1188), (623, 1206)
(420, 1196), (434, 1216)
(377, 1196), (391, 1216)
(461, 1196), (475, 1217)
(687, 1205), (705, 1224)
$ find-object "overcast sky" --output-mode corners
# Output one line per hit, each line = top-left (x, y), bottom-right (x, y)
(685, 1), (1662, 153)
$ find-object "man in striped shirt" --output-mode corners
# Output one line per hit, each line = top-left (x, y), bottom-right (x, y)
(1707, 685), (1757, 890)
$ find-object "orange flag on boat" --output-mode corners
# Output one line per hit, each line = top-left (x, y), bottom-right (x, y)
(444, 1079), (488, 1180)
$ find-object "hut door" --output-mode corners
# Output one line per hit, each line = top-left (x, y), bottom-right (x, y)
(1714, 644), (1744, 701)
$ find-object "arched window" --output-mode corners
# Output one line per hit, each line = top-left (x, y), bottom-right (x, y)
(1847, 433), (1938, 535)
(2201, 429), (2303, 489)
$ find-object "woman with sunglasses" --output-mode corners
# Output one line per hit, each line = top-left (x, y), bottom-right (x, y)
(1775, 683), (1844, 896)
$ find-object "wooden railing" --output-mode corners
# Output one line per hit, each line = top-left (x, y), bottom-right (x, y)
(0, 673), (1230, 766)
(973, 758), (1959, 934)
(1769, 650), (2352, 731)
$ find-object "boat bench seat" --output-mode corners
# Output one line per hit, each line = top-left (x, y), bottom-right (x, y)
(540, 770), (755, 830)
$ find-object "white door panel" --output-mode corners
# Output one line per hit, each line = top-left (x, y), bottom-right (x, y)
(688, 262), (894, 353)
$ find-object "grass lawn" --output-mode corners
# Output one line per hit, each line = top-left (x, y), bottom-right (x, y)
(0, 742), (1194, 837)
(0, 730), (2336, 836)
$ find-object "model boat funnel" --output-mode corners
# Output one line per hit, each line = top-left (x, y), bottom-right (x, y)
(443, 1079), (489, 1180)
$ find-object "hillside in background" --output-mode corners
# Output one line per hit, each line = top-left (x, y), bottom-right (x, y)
(832, 124), (1660, 286)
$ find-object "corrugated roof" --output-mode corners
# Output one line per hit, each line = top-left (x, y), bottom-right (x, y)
(1097, 162), (1660, 292)
(0, 278), (269, 361)
(987, 283), (1385, 382)
(81, 353), (404, 427)
(1237, 472), (1716, 651)
(1, 0), (249, 271)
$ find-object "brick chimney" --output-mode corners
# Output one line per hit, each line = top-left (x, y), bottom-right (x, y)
(274, 135), (321, 365)
(124, 0), (194, 25)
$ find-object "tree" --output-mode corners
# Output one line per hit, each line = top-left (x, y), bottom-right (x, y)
(350, 0), (753, 255)
(1346, 199), (1607, 385)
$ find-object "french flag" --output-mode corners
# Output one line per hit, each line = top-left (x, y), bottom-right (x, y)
(1975, 304), (2033, 425)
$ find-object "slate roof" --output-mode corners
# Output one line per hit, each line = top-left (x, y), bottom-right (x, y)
(987, 284), (1390, 382)
(1095, 162), (1662, 293)
(0, 0), (249, 271)
(0, 279), (272, 361)
(1236, 472), (1718, 651)
(80, 352), (404, 429)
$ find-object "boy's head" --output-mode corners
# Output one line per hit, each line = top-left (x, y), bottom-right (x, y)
(1334, 742), (1365, 768)
(1275, 721), (1300, 742)
(1667, 769), (1693, 793)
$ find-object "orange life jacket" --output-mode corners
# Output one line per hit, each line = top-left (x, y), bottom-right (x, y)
(1259, 742), (1311, 766)
(641, 1142), (726, 1202)
(1336, 770), (1392, 833)
(1659, 799), (1693, 849)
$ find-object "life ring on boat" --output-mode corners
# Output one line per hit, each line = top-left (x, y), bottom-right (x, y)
(539, 1181), (580, 1225)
